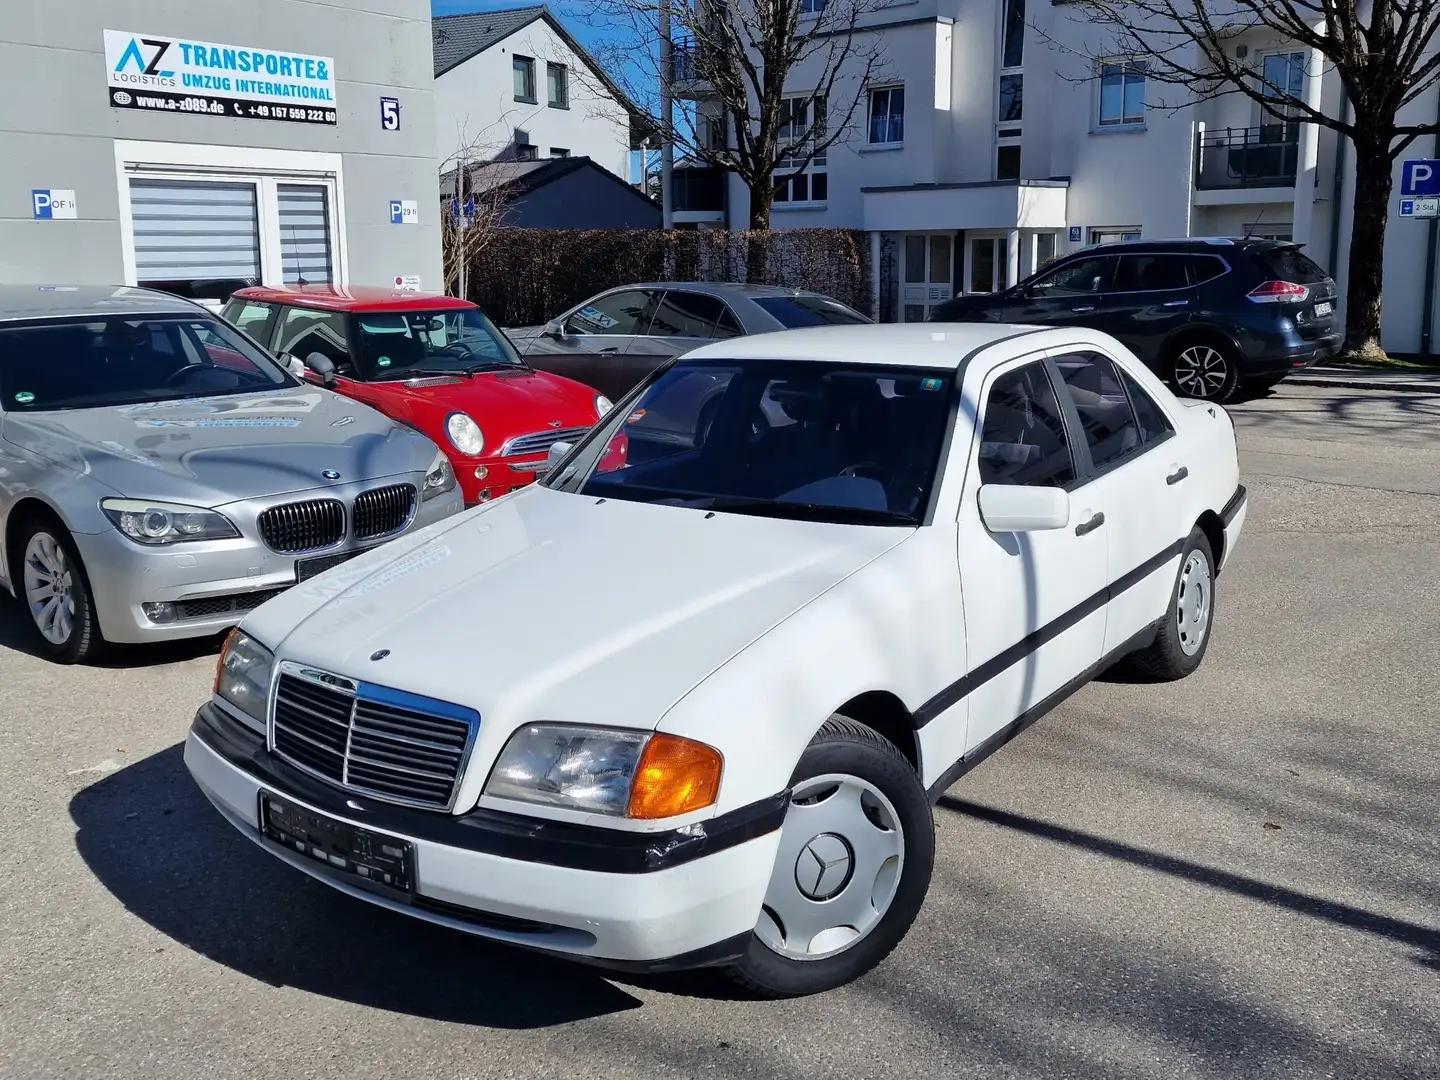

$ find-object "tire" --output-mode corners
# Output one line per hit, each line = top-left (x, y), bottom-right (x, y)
(1129, 526), (1215, 682)
(725, 716), (935, 997)
(1170, 339), (1242, 402)
(13, 516), (102, 664)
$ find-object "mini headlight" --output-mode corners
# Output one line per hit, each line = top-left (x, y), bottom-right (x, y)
(214, 630), (275, 734)
(445, 412), (485, 456)
(484, 725), (722, 819)
(101, 499), (239, 545)
(423, 450), (456, 500)
(595, 394), (614, 418)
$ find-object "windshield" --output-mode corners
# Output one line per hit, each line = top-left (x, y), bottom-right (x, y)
(546, 359), (954, 525)
(752, 296), (871, 328)
(0, 314), (293, 412)
(350, 308), (524, 379)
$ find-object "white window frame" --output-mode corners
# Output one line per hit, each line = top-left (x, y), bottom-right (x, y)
(1095, 61), (1147, 130)
(114, 141), (346, 293)
(774, 93), (828, 209)
(867, 84), (905, 147)
(1243, 222), (1293, 241)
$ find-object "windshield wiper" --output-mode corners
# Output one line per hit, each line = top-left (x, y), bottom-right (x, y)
(696, 497), (917, 526)
(464, 361), (522, 376)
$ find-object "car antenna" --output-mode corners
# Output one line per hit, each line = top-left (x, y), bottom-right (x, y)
(287, 224), (309, 286)
(1243, 206), (1266, 240)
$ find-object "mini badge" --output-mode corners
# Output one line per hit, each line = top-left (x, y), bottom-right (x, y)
(14, 392), (35, 404)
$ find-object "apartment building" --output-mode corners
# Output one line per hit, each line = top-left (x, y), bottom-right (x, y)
(673, 1), (1440, 352)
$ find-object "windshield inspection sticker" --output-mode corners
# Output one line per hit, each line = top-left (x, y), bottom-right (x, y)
(377, 357), (392, 367)
(921, 378), (945, 392)
(14, 392), (35, 404)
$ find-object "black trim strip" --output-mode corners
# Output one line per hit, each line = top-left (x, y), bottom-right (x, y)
(191, 703), (787, 875)
(1221, 484), (1247, 526)
(913, 539), (1185, 728)
(925, 621), (1161, 801)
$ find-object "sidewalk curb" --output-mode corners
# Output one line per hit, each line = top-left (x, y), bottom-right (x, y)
(1286, 374), (1440, 393)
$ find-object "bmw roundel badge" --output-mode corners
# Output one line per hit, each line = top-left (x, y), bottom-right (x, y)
(322, 469), (341, 480)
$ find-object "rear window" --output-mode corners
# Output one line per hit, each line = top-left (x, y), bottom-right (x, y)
(752, 296), (870, 328)
(1256, 246), (1328, 283)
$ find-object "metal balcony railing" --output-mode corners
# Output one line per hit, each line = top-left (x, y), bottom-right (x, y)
(669, 43), (702, 83)
(672, 166), (725, 212)
(1195, 125), (1300, 190)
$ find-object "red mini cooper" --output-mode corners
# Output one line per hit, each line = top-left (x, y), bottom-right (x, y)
(222, 286), (614, 505)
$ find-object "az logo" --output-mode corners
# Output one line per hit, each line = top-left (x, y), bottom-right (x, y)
(114, 37), (174, 77)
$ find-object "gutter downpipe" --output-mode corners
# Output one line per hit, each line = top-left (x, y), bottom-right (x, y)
(1421, 87), (1440, 356)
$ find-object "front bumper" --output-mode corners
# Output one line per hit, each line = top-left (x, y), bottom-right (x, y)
(76, 484), (462, 644)
(451, 455), (546, 505)
(184, 703), (782, 968)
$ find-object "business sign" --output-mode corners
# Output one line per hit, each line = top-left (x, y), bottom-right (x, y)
(32, 190), (77, 220)
(389, 199), (418, 224)
(1401, 160), (1440, 197)
(104, 29), (337, 126)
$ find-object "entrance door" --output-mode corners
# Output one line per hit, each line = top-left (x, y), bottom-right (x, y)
(967, 236), (1010, 295)
(901, 234), (954, 321)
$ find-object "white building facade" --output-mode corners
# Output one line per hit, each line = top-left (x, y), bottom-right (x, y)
(675, 1), (1440, 354)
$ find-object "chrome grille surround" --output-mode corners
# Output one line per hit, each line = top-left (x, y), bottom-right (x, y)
(500, 426), (591, 457)
(268, 663), (480, 812)
(258, 499), (345, 554)
(353, 484), (417, 541)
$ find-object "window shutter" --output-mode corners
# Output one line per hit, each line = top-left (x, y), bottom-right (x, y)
(278, 184), (334, 284)
(129, 179), (260, 283)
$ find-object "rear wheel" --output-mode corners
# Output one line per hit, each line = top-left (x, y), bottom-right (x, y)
(1171, 340), (1241, 402)
(726, 716), (934, 997)
(15, 518), (102, 664)
(1129, 527), (1215, 682)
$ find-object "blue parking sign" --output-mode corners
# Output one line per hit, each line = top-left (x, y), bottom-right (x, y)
(1401, 160), (1440, 196)
(1401, 199), (1416, 217)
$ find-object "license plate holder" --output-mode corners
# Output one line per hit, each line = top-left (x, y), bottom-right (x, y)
(260, 793), (415, 895)
(1313, 301), (1333, 317)
(296, 549), (362, 583)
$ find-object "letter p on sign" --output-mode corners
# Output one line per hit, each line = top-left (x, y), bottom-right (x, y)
(32, 189), (77, 220)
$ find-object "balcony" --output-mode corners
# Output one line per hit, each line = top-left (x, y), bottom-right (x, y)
(672, 166), (726, 214)
(1195, 125), (1299, 191)
(668, 43), (709, 99)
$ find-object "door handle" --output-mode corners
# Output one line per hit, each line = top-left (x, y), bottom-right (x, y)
(1074, 511), (1105, 536)
(1166, 465), (1189, 485)
(1163, 299), (1189, 308)
(1071, 305), (1095, 313)
(597, 347), (619, 355)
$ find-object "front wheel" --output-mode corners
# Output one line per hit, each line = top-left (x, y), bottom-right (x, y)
(726, 716), (934, 997)
(16, 518), (102, 663)
(1171, 340), (1241, 402)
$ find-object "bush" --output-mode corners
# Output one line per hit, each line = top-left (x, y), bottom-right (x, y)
(462, 228), (873, 326)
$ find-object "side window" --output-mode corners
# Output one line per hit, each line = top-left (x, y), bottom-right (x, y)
(1116, 366), (1174, 445)
(1052, 352), (1142, 471)
(1187, 255), (1228, 285)
(565, 290), (653, 336)
(1029, 256), (1116, 296)
(712, 304), (744, 340)
(276, 307), (352, 372)
(182, 323), (268, 377)
(647, 291), (727, 337)
(225, 300), (278, 345)
(1112, 254), (1191, 293)
(977, 362), (1076, 487)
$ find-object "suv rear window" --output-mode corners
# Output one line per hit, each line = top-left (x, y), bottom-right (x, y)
(1256, 246), (1328, 283)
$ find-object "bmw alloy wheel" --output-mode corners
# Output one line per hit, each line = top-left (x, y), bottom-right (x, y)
(23, 531), (76, 645)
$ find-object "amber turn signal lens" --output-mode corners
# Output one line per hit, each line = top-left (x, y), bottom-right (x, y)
(214, 629), (239, 695)
(627, 734), (723, 820)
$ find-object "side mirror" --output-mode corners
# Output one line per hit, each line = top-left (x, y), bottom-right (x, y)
(977, 484), (1069, 533)
(282, 353), (307, 380)
(540, 440), (574, 476)
(543, 318), (565, 339)
(304, 352), (338, 387)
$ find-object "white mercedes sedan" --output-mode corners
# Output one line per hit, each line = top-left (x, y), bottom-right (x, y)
(184, 324), (1248, 997)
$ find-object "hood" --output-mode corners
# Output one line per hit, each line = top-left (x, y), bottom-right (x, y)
(245, 485), (910, 737)
(1, 388), (437, 504)
(369, 367), (601, 444)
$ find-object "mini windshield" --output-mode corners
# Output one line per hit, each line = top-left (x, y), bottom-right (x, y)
(546, 359), (954, 525)
(0, 315), (293, 412)
(350, 308), (524, 379)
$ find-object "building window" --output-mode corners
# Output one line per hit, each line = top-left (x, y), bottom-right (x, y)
(1002, 0), (1025, 69)
(547, 63), (569, 109)
(799, 0), (827, 12)
(774, 94), (827, 205)
(516, 144), (538, 162)
(513, 56), (536, 103)
(996, 144), (1021, 180)
(277, 184), (334, 285)
(1098, 63), (1146, 127)
(868, 86), (905, 145)
(1244, 222), (1293, 241)
(550, 147), (571, 158)
(1090, 228), (1141, 245)
(998, 74), (1023, 123)
(1035, 231), (1057, 270)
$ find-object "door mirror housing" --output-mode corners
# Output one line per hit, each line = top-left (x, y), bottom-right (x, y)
(304, 352), (338, 387)
(543, 318), (565, 339)
(540, 440), (574, 476)
(281, 354), (308, 380)
(977, 484), (1070, 533)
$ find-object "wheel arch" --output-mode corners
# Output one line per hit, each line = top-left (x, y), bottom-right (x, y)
(1194, 510), (1226, 574)
(1161, 323), (1243, 364)
(832, 690), (920, 775)
(2, 495), (73, 596)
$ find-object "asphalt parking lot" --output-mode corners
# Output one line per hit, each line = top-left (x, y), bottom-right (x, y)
(2, 384), (1437, 1080)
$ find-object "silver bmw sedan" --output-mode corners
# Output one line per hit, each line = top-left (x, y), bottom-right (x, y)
(0, 286), (463, 662)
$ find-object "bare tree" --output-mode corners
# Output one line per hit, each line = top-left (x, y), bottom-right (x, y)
(588, 0), (886, 231)
(438, 128), (521, 298)
(1050, 0), (1440, 356)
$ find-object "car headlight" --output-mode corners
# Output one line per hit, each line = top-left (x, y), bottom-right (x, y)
(422, 450), (456, 501)
(214, 630), (274, 734)
(485, 725), (722, 819)
(445, 412), (485, 456)
(595, 394), (614, 418)
(101, 499), (239, 545)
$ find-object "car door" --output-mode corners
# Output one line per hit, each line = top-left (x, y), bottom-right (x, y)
(1048, 349), (1185, 655)
(624, 289), (733, 384)
(523, 289), (659, 400)
(1005, 255), (1119, 327)
(940, 356), (1109, 771)
(1095, 253), (1197, 365)
(272, 305), (380, 404)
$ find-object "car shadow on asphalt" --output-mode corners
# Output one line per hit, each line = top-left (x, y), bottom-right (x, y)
(69, 743), (654, 1027)
(0, 593), (228, 668)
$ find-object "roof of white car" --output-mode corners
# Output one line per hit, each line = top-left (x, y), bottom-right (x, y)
(682, 322), (1059, 369)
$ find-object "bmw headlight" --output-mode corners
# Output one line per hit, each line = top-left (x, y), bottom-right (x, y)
(485, 724), (722, 819)
(445, 412), (485, 456)
(214, 630), (274, 733)
(595, 394), (614, 418)
(101, 499), (239, 545)
(423, 450), (456, 501)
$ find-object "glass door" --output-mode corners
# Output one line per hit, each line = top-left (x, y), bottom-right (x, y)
(900, 233), (954, 321)
(967, 236), (1009, 294)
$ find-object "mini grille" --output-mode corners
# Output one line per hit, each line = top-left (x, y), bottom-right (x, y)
(271, 672), (476, 810)
(502, 426), (591, 457)
(258, 499), (344, 554)
(353, 484), (416, 541)
(176, 587), (287, 621)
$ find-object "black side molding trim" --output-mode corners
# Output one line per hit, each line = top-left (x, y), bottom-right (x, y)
(913, 539), (1184, 728)
(925, 621), (1161, 801)
(191, 703), (788, 875)
(1221, 484), (1247, 526)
